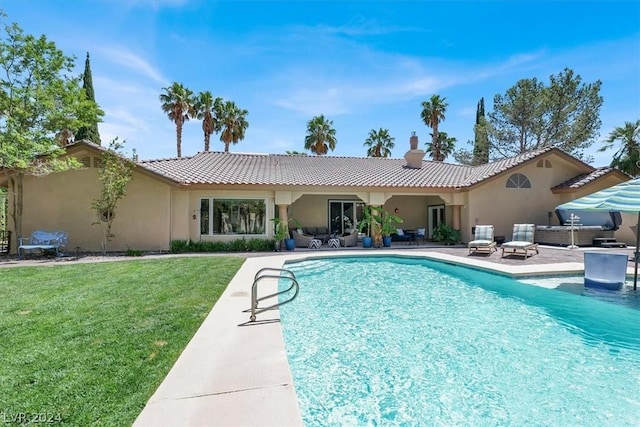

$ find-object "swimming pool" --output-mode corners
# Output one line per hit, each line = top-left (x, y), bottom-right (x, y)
(279, 256), (640, 426)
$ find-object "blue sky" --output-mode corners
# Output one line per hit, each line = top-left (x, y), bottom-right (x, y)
(3, 0), (640, 166)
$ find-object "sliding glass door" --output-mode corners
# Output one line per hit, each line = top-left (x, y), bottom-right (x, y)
(329, 200), (363, 235)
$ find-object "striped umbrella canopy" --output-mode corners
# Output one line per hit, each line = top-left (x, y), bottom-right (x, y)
(557, 177), (640, 289)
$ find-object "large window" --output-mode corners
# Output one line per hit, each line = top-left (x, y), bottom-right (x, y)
(200, 198), (266, 235)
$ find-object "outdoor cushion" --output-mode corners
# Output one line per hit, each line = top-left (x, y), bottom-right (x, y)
(468, 225), (497, 254)
(396, 228), (404, 236)
(501, 224), (538, 259)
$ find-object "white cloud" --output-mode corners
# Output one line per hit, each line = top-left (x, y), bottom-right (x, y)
(98, 47), (169, 86)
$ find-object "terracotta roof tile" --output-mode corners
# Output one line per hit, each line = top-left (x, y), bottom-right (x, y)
(137, 146), (594, 189)
(552, 167), (620, 190)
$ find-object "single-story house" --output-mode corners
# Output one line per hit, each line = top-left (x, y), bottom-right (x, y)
(0, 134), (634, 253)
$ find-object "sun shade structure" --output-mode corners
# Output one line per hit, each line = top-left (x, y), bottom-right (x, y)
(556, 177), (640, 290)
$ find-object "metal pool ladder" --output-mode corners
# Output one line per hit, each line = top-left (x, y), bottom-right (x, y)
(248, 267), (299, 322)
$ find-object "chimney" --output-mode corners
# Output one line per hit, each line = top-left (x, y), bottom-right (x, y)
(404, 131), (425, 168)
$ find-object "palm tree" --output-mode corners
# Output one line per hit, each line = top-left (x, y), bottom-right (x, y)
(304, 114), (337, 155)
(420, 95), (448, 162)
(194, 91), (223, 152)
(160, 82), (195, 157)
(363, 128), (395, 157)
(218, 101), (249, 152)
(426, 131), (457, 161)
(599, 119), (640, 177)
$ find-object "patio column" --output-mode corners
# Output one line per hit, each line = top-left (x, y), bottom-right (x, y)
(278, 204), (289, 224)
(452, 205), (462, 230)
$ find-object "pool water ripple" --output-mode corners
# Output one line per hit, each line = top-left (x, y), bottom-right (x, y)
(280, 257), (640, 426)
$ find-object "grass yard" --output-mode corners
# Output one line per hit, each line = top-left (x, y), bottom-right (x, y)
(0, 256), (245, 426)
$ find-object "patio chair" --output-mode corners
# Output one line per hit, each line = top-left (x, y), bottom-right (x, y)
(468, 225), (496, 254)
(583, 252), (628, 290)
(414, 228), (427, 245)
(292, 229), (315, 248)
(338, 230), (358, 247)
(501, 224), (539, 259)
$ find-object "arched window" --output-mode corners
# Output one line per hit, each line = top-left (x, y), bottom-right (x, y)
(537, 159), (553, 168)
(506, 173), (531, 188)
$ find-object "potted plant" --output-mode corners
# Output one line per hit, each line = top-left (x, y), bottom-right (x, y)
(284, 218), (301, 251)
(379, 210), (403, 247)
(357, 206), (375, 248)
(270, 218), (290, 251)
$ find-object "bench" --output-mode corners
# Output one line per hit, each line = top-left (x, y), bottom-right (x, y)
(18, 230), (68, 259)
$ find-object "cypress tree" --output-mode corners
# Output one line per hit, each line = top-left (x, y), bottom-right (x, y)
(472, 97), (489, 165)
(75, 52), (102, 144)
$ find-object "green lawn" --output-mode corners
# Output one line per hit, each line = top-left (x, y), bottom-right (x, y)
(0, 256), (245, 426)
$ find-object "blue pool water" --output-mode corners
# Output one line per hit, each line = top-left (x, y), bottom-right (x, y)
(278, 256), (640, 426)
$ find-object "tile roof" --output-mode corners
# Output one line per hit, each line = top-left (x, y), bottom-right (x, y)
(551, 167), (623, 190)
(137, 146), (589, 189)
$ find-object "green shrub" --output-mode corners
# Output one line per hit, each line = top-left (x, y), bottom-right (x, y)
(170, 240), (189, 253)
(169, 238), (275, 253)
(125, 248), (143, 257)
(432, 224), (461, 245)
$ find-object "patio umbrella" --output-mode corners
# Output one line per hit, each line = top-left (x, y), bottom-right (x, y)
(556, 177), (640, 290)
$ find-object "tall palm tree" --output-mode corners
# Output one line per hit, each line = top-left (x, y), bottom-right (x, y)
(304, 114), (337, 155)
(363, 128), (395, 157)
(420, 95), (448, 162)
(160, 82), (195, 157)
(194, 91), (223, 152)
(218, 100), (249, 152)
(599, 119), (640, 177)
(426, 131), (457, 161)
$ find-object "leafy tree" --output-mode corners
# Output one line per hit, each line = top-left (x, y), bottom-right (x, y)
(364, 128), (395, 157)
(218, 100), (249, 152)
(75, 52), (102, 145)
(420, 95), (448, 162)
(489, 68), (603, 159)
(159, 82), (195, 157)
(599, 119), (640, 177)
(0, 14), (102, 245)
(472, 97), (490, 165)
(426, 131), (456, 161)
(304, 114), (337, 155)
(194, 91), (222, 152)
(91, 138), (135, 254)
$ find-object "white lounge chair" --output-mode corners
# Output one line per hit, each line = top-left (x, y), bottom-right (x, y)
(468, 225), (497, 254)
(501, 224), (538, 259)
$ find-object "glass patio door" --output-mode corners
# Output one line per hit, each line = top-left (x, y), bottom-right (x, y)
(427, 204), (445, 239)
(329, 201), (361, 235)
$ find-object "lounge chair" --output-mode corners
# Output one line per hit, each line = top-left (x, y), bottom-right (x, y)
(583, 252), (628, 290)
(501, 224), (539, 259)
(468, 225), (497, 254)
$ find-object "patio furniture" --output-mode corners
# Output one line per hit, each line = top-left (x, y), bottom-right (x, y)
(414, 228), (427, 245)
(501, 224), (538, 259)
(18, 230), (68, 259)
(328, 238), (340, 248)
(583, 252), (628, 290)
(308, 239), (322, 249)
(468, 225), (497, 254)
(391, 228), (412, 242)
(292, 229), (316, 248)
(338, 230), (358, 247)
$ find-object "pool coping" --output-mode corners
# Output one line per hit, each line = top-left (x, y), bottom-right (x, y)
(132, 249), (636, 426)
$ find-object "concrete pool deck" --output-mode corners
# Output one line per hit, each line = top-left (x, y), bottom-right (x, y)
(129, 245), (639, 426)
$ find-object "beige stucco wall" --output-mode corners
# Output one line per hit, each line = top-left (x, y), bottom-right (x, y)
(464, 154), (616, 243)
(9, 158), (171, 253)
